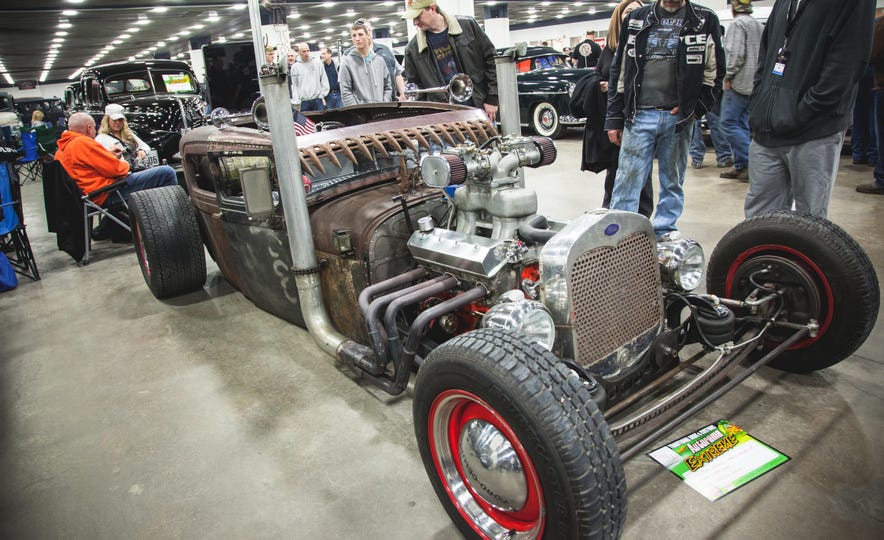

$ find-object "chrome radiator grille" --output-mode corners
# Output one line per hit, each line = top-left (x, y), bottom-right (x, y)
(570, 232), (662, 367)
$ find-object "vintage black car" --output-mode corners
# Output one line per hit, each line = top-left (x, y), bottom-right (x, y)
(15, 96), (66, 128)
(78, 59), (207, 166)
(505, 46), (594, 138)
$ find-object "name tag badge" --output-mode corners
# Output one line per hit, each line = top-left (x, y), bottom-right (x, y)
(772, 62), (786, 76)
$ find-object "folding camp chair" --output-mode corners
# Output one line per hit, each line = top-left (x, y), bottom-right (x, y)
(15, 131), (41, 183)
(33, 125), (59, 158)
(0, 162), (39, 280)
(42, 160), (130, 265)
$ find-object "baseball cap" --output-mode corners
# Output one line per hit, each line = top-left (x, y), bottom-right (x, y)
(731, 0), (753, 13)
(352, 18), (373, 33)
(402, 0), (436, 20)
(104, 103), (126, 120)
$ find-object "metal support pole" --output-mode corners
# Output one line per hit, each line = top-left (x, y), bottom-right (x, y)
(247, 0), (346, 356)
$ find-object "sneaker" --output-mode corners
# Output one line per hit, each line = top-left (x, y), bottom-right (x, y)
(691, 160), (704, 169)
(716, 158), (734, 168)
(852, 158), (868, 165)
(856, 182), (884, 194)
(719, 167), (749, 181)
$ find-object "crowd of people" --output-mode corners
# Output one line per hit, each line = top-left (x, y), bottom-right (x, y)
(582, 0), (877, 236)
(54, 0), (880, 243)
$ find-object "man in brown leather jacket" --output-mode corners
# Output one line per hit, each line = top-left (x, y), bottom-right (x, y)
(401, 0), (498, 121)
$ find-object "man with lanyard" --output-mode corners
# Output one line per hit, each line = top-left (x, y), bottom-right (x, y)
(320, 47), (343, 110)
(605, 0), (724, 237)
(402, 0), (498, 121)
(745, 0), (874, 218)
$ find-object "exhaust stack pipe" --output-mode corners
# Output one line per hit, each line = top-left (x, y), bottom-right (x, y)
(247, 0), (347, 356)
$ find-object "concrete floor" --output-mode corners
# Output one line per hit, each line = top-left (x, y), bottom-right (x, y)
(1, 133), (883, 539)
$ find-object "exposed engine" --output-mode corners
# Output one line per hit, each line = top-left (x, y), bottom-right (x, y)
(351, 134), (707, 401)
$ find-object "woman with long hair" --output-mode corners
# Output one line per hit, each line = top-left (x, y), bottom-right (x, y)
(95, 103), (153, 169)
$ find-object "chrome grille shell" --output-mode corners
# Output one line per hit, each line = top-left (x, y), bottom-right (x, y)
(540, 210), (664, 377)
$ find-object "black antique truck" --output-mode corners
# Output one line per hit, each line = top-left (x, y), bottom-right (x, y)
(125, 34), (878, 540)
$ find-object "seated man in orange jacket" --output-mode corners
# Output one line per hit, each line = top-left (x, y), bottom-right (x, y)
(56, 112), (177, 208)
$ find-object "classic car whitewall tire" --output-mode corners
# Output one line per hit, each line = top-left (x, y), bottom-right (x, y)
(413, 328), (626, 539)
(707, 211), (879, 372)
(129, 185), (206, 299)
(531, 102), (564, 139)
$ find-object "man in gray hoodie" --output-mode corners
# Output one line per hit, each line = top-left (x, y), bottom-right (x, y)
(290, 43), (329, 112)
(340, 19), (393, 106)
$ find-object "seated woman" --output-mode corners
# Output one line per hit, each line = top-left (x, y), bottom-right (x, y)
(30, 110), (48, 128)
(95, 104), (153, 170)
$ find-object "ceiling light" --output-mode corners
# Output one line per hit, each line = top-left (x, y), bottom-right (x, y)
(207, 11), (220, 21)
(232, 32), (245, 38)
(52, 38), (65, 43)
(322, 2), (336, 7)
(65, 0), (84, 3)
(288, 12), (301, 19)
(118, 34), (130, 39)
(300, 25), (310, 30)
(61, 10), (78, 16)
(151, 7), (168, 13)
(156, 42), (166, 47)
(217, 37), (227, 43)
(230, 3), (247, 10)
(55, 31), (69, 36)
(191, 24), (205, 30)
(58, 22), (73, 29)
(4, 74), (14, 84)
(112, 39), (123, 44)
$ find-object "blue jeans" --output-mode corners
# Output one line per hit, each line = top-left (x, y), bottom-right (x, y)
(853, 66), (878, 164)
(689, 109), (732, 165)
(325, 91), (343, 110)
(300, 98), (324, 112)
(112, 165), (178, 204)
(612, 109), (692, 234)
(719, 89), (751, 170)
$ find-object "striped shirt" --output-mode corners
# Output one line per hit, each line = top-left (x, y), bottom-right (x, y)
(724, 14), (764, 95)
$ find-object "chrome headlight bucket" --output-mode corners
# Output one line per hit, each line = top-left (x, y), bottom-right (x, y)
(657, 232), (705, 292)
(481, 290), (556, 350)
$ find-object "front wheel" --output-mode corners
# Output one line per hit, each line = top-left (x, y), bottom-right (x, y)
(414, 329), (626, 539)
(129, 185), (206, 299)
(531, 102), (564, 139)
(707, 211), (879, 372)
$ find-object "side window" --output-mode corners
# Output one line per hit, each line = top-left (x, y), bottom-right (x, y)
(105, 74), (152, 97)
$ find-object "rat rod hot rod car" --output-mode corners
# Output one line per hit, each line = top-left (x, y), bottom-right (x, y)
(127, 96), (878, 539)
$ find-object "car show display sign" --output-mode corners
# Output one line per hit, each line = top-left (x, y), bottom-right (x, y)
(648, 420), (789, 501)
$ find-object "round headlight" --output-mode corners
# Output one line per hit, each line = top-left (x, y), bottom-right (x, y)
(657, 232), (705, 292)
(482, 295), (556, 350)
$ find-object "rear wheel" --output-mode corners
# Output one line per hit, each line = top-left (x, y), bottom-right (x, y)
(531, 102), (564, 139)
(128, 186), (206, 299)
(707, 211), (879, 372)
(414, 328), (626, 539)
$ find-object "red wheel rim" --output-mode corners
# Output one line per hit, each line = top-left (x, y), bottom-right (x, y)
(427, 389), (545, 539)
(724, 244), (834, 348)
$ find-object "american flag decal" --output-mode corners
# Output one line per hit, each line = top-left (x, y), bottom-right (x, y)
(293, 110), (316, 137)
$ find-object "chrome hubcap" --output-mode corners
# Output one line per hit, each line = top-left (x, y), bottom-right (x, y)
(459, 419), (528, 512)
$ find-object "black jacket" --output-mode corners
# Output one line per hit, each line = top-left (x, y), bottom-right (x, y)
(403, 15), (498, 108)
(572, 38), (602, 68)
(42, 160), (85, 262)
(749, 0), (875, 146)
(571, 72), (617, 173)
(605, 1), (725, 133)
